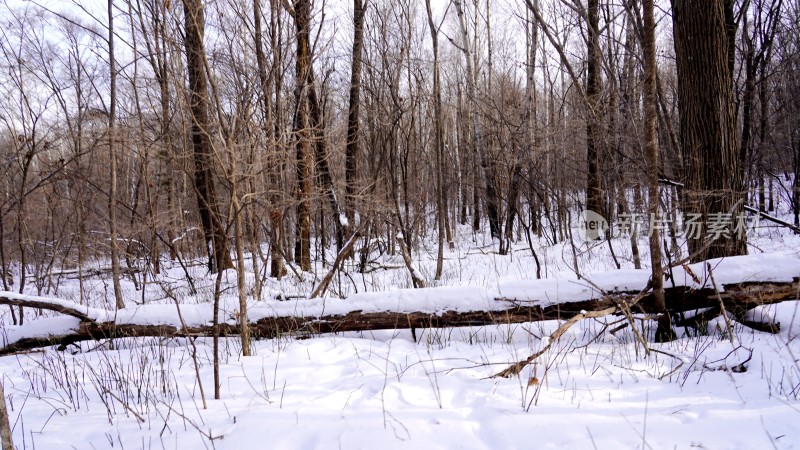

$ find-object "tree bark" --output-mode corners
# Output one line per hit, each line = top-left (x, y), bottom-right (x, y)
(672, 0), (746, 261)
(108, 0), (125, 310)
(254, 0), (287, 279)
(345, 0), (367, 233)
(425, 0), (446, 280)
(505, 3), (539, 254)
(585, 0), (604, 219)
(739, 11), (757, 187)
(183, 0), (233, 273)
(307, 80), (344, 250)
(452, 0), (502, 241)
(291, 0), (313, 272)
(0, 380), (12, 450)
(643, 0), (675, 341)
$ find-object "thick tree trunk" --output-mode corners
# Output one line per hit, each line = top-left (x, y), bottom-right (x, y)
(184, 0), (233, 273)
(672, 0), (746, 261)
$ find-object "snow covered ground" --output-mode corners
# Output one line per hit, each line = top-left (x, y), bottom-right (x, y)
(1, 204), (800, 449)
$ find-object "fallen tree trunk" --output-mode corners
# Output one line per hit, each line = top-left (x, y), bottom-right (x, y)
(1, 278), (797, 356)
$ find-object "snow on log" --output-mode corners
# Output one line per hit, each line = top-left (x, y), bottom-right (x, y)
(1, 253), (798, 355)
(0, 291), (111, 322)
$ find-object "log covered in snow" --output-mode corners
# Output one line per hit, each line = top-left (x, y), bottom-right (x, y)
(1, 274), (797, 356)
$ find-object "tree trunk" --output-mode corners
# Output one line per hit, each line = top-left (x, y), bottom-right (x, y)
(345, 0), (367, 235)
(585, 0), (604, 219)
(672, 0), (746, 261)
(108, 0), (125, 310)
(0, 380), (12, 450)
(425, 0), (446, 280)
(232, 195), (252, 356)
(739, 11), (757, 191)
(643, 0), (675, 342)
(291, 0), (313, 272)
(506, 3), (539, 254)
(453, 0), (501, 241)
(183, 0), (233, 273)
(253, 0), (285, 279)
(307, 81), (344, 251)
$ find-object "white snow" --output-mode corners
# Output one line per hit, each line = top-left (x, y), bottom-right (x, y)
(2, 315), (80, 346)
(6, 252), (797, 347)
(499, 251), (800, 305)
(2, 203), (800, 449)
(0, 291), (112, 322)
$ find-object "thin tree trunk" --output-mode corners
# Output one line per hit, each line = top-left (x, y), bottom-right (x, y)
(108, 0), (125, 310)
(425, 0), (446, 280)
(254, 0), (286, 278)
(307, 81), (344, 250)
(453, 0), (501, 241)
(345, 0), (367, 234)
(0, 380), (12, 450)
(643, 0), (675, 341)
(232, 194), (252, 356)
(506, 3), (539, 254)
(585, 0), (604, 219)
(739, 11), (757, 191)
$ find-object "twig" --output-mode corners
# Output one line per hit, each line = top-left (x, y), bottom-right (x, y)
(707, 262), (736, 346)
(489, 305), (618, 378)
(99, 386), (146, 424)
(309, 224), (365, 298)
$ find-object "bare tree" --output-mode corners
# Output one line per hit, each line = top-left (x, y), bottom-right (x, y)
(643, 0), (675, 341)
(254, 0), (287, 278)
(585, 0), (604, 218)
(108, 0), (125, 309)
(452, 0), (502, 241)
(425, 0), (447, 279)
(183, 0), (233, 273)
(345, 0), (368, 237)
(287, 0), (314, 272)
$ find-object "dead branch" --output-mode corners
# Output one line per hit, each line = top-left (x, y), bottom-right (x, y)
(0, 292), (97, 321)
(310, 224), (365, 298)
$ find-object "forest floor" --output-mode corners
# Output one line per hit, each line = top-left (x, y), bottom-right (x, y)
(1, 203), (800, 449)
